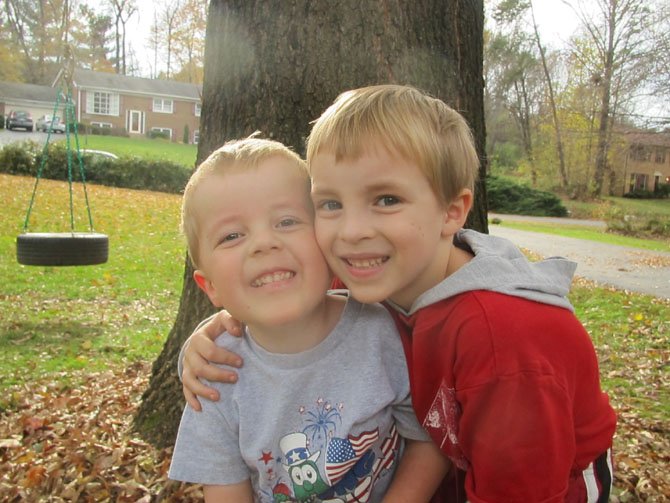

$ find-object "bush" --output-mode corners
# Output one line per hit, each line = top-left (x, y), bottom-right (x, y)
(623, 184), (670, 199)
(486, 175), (568, 217)
(0, 141), (39, 176)
(0, 142), (190, 194)
(148, 130), (170, 140)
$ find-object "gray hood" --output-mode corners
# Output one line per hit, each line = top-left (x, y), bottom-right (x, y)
(394, 229), (576, 316)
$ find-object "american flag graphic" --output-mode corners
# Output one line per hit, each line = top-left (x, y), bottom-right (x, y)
(322, 424), (400, 503)
(325, 428), (379, 484)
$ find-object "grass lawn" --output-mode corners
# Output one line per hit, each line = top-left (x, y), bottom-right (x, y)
(1, 174), (184, 386)
(1, 173), (668, 500)
(492, 220), (670, 252)
(54, 134), (198, 168)
(564, 195), (670, 220)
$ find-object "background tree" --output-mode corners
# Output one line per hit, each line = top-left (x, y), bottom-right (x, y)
(134, 0), (488, 448)
(108, 0), (136, 75)
(71, 4), (114, 71)
(568, 0), (655, 196)
(170, 0), (206, 83)
(149, 0), (182, 79)
(3, 0), (76, 83)
(487, 0), (545, 186)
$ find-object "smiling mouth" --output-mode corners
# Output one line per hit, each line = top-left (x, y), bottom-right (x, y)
(251, 271), (295, 287)
(345, 257), (388, 269)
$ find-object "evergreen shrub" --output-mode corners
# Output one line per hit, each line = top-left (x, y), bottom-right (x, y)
(486, 175), (568, 217)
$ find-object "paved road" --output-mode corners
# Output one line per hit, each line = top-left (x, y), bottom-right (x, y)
(488, 214), (670, 299)
(0, 129), (54, 146)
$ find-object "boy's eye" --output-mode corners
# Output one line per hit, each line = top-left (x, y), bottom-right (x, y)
(277, 217), (299, 227)
(376, 195), (400, 207)
(318, 200), (342, 211)
(220, 232), (242, 244)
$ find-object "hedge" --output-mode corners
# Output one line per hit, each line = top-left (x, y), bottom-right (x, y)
(0, 140), (191, 194)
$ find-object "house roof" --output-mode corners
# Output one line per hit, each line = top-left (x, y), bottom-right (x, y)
(625, 131), (670, 149)
(0, 81), (59, 104)
(71, 69), (202, 101)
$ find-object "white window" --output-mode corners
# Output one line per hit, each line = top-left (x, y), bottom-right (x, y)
(194, 103), (202, 117)
(153, 98), (174, 113)
(86, 91), (119, 116)
(90, 122), (112, 128)
(193, 130), (200, 144)
(151, 127), (172, 139)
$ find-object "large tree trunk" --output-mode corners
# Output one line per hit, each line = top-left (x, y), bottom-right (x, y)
(135, 0), (487, 448)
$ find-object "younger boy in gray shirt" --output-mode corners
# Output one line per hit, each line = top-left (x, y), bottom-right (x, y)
(168, 136), (447, 502)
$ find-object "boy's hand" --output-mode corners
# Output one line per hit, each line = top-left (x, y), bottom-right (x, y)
(182, 310), (245, 411)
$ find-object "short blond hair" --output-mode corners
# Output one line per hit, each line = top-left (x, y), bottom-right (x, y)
(181, 136), (308, 268)
(306, 85), (479, 205)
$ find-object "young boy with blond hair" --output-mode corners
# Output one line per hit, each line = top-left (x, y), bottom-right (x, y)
(168, 136), (448, 502)
(180, 87), (617, 502)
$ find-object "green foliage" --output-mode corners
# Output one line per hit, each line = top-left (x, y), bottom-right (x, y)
(0, 141), (191, 194)
(183, 124), (190, 144)
(489, 141), (522, 173)
(486, 175), (568, 216)
(0, 140), (37, 174)
(148, 130), (170, 140)
(624, 184), (670, 199)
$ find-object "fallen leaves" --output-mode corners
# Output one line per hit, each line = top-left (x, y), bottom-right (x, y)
(1, 358), (669, 501)
(0, 362), (202, 502)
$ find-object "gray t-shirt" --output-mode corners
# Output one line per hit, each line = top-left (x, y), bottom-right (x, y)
(169, 297), (428, 503)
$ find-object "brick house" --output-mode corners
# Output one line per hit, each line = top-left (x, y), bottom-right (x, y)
(0, 81), (61, 124)
(621, 131), (670, 195)
(1, 69), (202, 143)
(66, 69), (202, 144)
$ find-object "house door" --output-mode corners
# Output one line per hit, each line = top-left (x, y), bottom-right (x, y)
(128, 110), (144, 134)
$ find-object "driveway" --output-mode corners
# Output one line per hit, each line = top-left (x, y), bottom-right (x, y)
(0, 129), (54, 146)
(488, 214), (670, 299)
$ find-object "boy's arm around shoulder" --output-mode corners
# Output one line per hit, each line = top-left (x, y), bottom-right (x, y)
(382, 439), (451, 502)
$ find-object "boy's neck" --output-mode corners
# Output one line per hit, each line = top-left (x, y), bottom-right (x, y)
(244, 295), (346, 354)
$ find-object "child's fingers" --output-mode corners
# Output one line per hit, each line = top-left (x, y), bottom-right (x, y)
(184, 385), (203, 411)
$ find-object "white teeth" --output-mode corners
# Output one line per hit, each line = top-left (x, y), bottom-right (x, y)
(347, 257), (385, 268)
(252, 271), (294, 287)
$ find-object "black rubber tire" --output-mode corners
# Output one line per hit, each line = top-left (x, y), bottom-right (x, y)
(17, 233), (109, 266)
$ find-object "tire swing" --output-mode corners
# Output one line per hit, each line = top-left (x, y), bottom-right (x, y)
(16, 49), (108, 267)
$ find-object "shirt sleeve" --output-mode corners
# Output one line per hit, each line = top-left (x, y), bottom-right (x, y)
(168, 386), (249, 486)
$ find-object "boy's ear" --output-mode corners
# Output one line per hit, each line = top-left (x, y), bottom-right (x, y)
(442, 189), (473, 237)
(193, 270), (221, 306)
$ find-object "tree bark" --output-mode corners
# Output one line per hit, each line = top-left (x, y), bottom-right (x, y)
(135, 0), (487, 448)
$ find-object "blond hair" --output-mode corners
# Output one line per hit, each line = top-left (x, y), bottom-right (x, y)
(181, 135), (308, 268)
(306, 85), (479, 205)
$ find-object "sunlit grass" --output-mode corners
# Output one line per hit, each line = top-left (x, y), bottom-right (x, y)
(493, 220), (670, 252)
(52, 134), (198, 167)
(1, 174), (185, 386)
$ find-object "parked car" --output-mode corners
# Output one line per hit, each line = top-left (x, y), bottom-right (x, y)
(6, 110), (33, 131)
(36, 115), (66, 133)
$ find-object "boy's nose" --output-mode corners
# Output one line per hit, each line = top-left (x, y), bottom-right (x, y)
(338, 210), (375, 242)
(250, 230), (282, 254)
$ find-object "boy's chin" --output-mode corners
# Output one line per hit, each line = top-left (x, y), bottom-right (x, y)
(346, 287), (388, 305)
